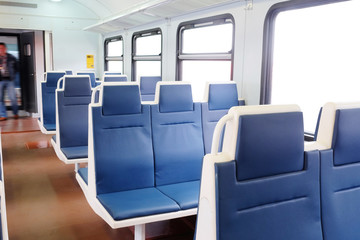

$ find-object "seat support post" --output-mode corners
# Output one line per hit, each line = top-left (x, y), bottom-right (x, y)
(134, 224), (145, 240)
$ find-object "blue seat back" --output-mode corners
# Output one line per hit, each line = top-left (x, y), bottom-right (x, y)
(92, 83), (154, 195)
(57, 76), (91, 148)
(65, 70), (73, 75)
(103, 75), (127, 82)
(104, 72), (122, 75)
(151, 83), (204, 186)
(77, 72), (96, 88)
(42, 72), (66, 126)
(214, 106), (322, 240)
(320, 104), (360, 240)
(201, 82), (244, 154)
(140, 76), (161, 101)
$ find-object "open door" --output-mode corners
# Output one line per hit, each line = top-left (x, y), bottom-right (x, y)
(19, 32), (36, 113)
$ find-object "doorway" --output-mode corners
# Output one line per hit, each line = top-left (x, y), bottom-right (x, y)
(0, 31), (37, 114)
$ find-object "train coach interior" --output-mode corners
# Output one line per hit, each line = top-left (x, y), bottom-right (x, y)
(1, 0), (360, 239)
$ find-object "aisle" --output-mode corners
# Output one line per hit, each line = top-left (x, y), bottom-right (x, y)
(1, 117), (195, 240)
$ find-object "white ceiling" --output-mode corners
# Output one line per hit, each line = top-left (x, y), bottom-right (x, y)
(76, 0), (240, 33)
(0, 0), (241, 33)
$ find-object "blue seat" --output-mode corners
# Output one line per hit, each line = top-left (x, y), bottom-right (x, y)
(77, 72), (98, 88)
(311, 102), (360, 240)
(104, 71), (122, 75)
(151, 82), (204, 210)
(140, 76), (161, 101)
(38, 71), (66, 134)
(103, 75), (127, 82)
(65, 70), (73, 75)
(79, 82), (182, 232)
(195, 104), (323, 240)
(53, 76), (91, 164)
(201, 82), (245, 154)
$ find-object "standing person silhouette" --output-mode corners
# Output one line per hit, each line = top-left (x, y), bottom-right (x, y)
(0, 42), (18, 121)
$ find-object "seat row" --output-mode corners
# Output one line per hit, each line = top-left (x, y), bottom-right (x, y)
(196, 102), (360, 240)
(74, 81), (243, 240)
(37, 71), (161, 134)
(51, 78), (244, 165)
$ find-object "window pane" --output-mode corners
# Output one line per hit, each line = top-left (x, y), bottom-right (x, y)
(135, 61), (161, 81)
(271, 1), (360, 133)
(107, 61), (123, 73)
(136, 35), (161, 56)
(107, 40), (123, 57)
(182, 23), (233, 54)
(182, 61), (231, 101)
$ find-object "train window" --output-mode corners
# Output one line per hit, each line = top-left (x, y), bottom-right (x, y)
(263, 0), (360, 134)
(104, 36), (123, 73)
(132, 29), (162, 82)
(178, 14), (234, 101)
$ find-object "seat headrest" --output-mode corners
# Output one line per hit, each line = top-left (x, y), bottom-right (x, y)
(46, 72), (65, 87)
(156, 83), (193, 113)
(314, 102), (360, 150)
(140, 76), (161, 95)
(103, 75), (127, 82)
(64, 76), (91, 97)
(231, 105), (304, 181)
(332, 108), (360, 165)
(102, 84), (141, 116)
(207, 83), (238, 110)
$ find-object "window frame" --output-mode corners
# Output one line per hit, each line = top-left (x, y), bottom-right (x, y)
(176, 14), (235, 81)
(132, 28), (162, 82)
(104, 36), (124, 72)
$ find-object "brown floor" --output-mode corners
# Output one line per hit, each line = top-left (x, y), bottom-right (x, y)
(1, 117), (196, 240)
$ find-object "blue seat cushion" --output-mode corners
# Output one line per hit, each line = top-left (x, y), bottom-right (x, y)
(208, 83), (238, 110)
(78, 167), (88, 185)
(61, 146), (88, 159)
(97, 188), (180, 220)
(43, 123), (56, 131)
(332, 108), (360, 165)
(157, 180), (200, 210)
(102, 85), (141, 116)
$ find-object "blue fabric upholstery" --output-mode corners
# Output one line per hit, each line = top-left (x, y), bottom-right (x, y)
(103, 75), (127, 82)
(41, 72), (65, 129)
(320, 108), (360, 240)
(92, 85), (154, 195)
(51, 135), (56, 143)
(77, 72), (96, 88)
(58, 77), (91, 149)
(78, 167), (88, 185)
(97, 188), (180, 220)
(157, 181), (200, 210)
(65, 70), (73, 75)
(235, 112), (304, 181)
(208, 83), (238, 110)
(61, 146), (88, 159)
(140, 76), (161, 101)
(102, 85), (141, 116)
(104, 72), (122, 75)
(331, 109), (360, 166)
(202, 83), (243, 154)
(151, 84), (204, 186)
(64, 76), (91, 97)
(215, 151), (322, 240)
(159, 84), (193, 113)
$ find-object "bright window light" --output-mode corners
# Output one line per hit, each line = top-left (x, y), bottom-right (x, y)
(271, 1), (360, 133)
